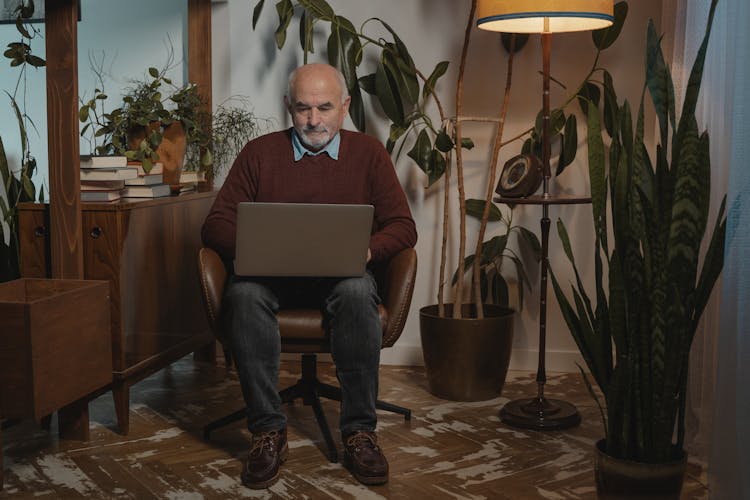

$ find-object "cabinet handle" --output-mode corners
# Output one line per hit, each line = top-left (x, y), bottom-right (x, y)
(90, 226), (103, 239)
(34, 226), (46, 237)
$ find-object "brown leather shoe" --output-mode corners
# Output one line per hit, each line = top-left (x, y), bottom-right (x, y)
(342, 431), (389, 485)
(241, 428), (288, 489)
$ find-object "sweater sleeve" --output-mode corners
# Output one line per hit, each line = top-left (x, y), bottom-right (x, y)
(368, 142), (418, 262)
(201, 144), (257, 260)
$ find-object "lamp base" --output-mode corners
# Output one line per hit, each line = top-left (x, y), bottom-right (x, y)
(500, 396), (581, 430)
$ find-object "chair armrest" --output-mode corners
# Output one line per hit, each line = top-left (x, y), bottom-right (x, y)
(198, 247), (228, 336)
(380, 247), (418, 347)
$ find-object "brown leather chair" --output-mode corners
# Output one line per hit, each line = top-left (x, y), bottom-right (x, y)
(197, 246), (417, 462)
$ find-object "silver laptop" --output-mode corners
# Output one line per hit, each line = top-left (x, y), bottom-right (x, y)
(234, 202), (374, 277)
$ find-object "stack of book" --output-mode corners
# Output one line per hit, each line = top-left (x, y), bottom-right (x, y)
(80, 155), (135, 202)
(175, 169), (205, 195)
(79, 156), (172, 201)
(121, 161), (171, 198)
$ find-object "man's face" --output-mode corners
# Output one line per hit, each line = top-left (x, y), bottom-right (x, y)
(285, 67), (350, 151)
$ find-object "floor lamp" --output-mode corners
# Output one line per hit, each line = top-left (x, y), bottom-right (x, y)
(477, 0), (613, 430)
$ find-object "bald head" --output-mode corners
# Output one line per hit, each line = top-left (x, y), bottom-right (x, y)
(287, 63), (349, 104)
(284, 64), (351, 151)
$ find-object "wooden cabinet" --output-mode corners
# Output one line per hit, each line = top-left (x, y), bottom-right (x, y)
(17, 190), (217, 434)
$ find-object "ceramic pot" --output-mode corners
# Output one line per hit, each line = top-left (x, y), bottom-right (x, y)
(419, 303), (514, 401)
(594, 439), (687, 499)
(158, 121), (187, 189)
(127, 121), (187, 190)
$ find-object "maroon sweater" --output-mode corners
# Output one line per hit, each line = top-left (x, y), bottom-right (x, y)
(201, 129), (417, 263)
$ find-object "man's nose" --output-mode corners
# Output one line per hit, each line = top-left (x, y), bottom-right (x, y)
(308, 108), (321, 125)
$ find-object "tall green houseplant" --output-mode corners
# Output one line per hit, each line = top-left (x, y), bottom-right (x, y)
(551, 0), (725, 463)
(1, 4), (44, 283)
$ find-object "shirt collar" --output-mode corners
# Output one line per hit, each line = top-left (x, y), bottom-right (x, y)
(292, 129), (341, 161)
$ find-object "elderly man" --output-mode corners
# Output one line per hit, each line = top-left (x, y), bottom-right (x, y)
(201, 63), (417, 489)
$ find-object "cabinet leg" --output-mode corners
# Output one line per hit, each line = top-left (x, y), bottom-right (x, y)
(40, 414), (52, 431)
(58, 398), (90, 441)
(1, 418), (4, 490)
(194, 340), (217, 364)
(112, 383), (130, 435)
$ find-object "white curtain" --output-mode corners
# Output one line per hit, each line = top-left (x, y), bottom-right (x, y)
(706, 0), (750, 495)
(665, 0), (749, 497)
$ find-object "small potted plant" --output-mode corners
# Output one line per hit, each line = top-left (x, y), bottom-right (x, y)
(79, 66), (212, 188)
(180, 96), (271, 185)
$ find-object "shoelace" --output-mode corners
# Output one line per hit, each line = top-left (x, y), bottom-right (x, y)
(346, 432), (379, 451)
(249, 430), (280, 457)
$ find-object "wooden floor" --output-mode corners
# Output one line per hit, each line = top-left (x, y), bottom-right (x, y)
(1, 356), (708, 499)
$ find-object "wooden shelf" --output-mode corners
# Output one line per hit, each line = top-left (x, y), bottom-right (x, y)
(494, 193), (592, 206)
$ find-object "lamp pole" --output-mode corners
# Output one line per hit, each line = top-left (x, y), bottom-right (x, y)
(498, 28), (582, 431)
(476, 0), (613, 431)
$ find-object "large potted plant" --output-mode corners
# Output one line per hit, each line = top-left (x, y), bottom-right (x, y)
(551, 1), (724, 496)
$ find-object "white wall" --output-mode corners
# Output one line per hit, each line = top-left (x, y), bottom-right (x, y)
(211, 0), (662, 370)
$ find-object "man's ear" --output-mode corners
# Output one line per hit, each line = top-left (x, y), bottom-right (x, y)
(342, 95), (351, 114)
(283, 95), (291, 112)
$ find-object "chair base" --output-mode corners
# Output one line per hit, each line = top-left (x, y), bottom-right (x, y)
(203, 353), (411, 463)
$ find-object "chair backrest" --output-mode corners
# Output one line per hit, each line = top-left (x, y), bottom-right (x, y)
(197, 247), (417, 349)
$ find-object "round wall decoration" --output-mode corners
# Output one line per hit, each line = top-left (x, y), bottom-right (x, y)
(495, 154), (543, 198)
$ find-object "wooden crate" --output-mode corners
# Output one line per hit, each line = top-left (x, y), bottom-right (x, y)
(0, 278), (112, 420)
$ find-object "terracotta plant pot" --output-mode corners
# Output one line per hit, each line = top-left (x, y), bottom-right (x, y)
(127, 121), (187, 190)
(594, 439), (687, 499)
(158, 121), (187, 189)
(419, 303), (514, 401)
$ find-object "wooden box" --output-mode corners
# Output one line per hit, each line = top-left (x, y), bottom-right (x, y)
(0, 278), (112, 420)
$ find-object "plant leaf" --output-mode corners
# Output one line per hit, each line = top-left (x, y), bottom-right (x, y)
(645, 19), (675, 149)
(425, 149), (446, 187)
(299, 10), (315, 54)
(326, 16), (364, 130)
(603, 70), (618, 137)
(492, 274), (510, 307)
(557, 113), (577, 175)
(587, 102), (607, 245)
(252, 0), (265, 29)
(518, 226), (542, 261)
(501, 32), (529, 54)
(592, 1), (628, 50)
(274, 0), (294, 49)
(423, 61), (449, 100)
(466, 198), (502, 221)
(374, 58), (404, 125)
(299, 0), (335, 20)
(359, 73), (376, 95)
(577, 82), (601, 116)
(407, 128), (431, 173)
(434, 129), (453, 153)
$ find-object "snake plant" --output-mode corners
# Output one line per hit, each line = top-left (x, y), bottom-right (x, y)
(551, 0), (725, 463)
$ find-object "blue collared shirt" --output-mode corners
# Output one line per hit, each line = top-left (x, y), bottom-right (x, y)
(292, 129), (341, 161)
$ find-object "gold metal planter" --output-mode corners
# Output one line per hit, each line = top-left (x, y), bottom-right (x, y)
(419, 304), (514, 401)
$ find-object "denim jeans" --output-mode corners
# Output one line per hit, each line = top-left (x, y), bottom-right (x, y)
(223, 271), (382, 438)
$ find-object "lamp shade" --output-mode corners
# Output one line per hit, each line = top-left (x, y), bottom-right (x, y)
(477, 0), (614, 33)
